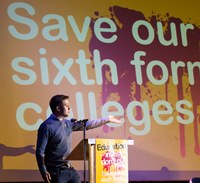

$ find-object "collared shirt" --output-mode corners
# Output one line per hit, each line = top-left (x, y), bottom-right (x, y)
(35, 114), (108, 176)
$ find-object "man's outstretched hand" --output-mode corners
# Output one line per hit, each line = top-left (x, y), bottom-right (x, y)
(108, 115), (123, 124)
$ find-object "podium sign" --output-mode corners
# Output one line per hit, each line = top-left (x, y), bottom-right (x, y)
(95, 139), (129, 183)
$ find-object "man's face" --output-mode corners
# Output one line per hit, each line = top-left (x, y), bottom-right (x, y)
(58, 99), (70, 117)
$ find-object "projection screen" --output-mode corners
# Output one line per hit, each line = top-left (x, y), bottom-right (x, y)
(0, 0), (200, 182)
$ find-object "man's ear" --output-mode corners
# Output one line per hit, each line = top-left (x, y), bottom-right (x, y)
(56, 106), (60, 112)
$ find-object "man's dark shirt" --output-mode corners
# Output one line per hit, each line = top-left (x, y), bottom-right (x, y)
(36, 114), (108, 176)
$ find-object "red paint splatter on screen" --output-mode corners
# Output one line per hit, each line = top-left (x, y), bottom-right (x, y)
(89, 6), (200, 156)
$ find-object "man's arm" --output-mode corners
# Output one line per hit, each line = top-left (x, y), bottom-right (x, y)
(72, 115), (123, 131)
(35, 124), (51, 183)
(108, 115), (123, 124)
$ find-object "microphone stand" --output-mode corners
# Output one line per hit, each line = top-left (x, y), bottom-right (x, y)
(81, 119), (87, 183)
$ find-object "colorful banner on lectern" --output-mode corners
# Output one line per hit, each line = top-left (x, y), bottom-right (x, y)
(96, 139), (128, 183)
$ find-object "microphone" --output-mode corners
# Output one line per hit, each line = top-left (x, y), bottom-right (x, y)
(70, 118), (77, 122)
(70, 118), (88, 123)
(78, 119), (88, 123)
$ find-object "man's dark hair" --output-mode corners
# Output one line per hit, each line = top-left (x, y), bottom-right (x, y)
(49, 95), (69, 113)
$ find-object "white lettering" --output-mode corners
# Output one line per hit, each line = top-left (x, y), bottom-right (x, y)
(7, 2), (38, 40)
(94, 17), (117, 43)
(11, 57), (36, 85)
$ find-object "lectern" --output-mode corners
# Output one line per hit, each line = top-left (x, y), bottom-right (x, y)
(67, 138), (134, 183)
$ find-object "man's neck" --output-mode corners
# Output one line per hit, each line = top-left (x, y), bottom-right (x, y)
(52, 114), (64, 121)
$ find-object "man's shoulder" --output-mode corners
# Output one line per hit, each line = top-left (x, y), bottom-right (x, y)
(39, 116), (57, 129)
